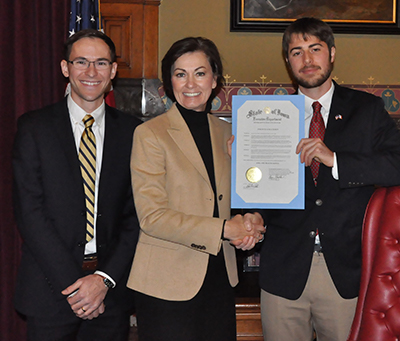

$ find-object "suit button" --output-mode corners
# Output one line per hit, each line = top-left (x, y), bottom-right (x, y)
(315, 199), (323, 206)
(80, 211), (85, 216)
(309, 231), (316, 238)
(219, 194), (223, 201)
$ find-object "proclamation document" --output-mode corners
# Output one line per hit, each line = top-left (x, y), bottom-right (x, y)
(231, 95), (305, 209)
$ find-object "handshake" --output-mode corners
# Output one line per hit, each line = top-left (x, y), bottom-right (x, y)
(223, 212), (266, 251)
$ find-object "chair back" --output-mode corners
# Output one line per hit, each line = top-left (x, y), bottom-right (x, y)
(348, 186), (400, 341)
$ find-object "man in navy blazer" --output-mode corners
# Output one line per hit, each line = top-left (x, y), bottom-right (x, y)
(13, 29), (141, 340)
(259, 18), (400, 340)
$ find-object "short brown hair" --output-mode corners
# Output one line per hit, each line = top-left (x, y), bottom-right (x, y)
(161, 37), (224, 102)
(282, 17), (335, 59)
(64, 29), (116, 62)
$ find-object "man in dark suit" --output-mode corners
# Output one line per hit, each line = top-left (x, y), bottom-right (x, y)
(259, 18), (400, 340)
(12, 29), (141, 341)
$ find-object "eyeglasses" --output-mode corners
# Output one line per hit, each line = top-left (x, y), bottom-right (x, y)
(68, 58), (112, 70)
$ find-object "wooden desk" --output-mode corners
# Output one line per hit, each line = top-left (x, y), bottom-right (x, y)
(236, 297), (263, 341)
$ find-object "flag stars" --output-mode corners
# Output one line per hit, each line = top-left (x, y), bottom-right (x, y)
(70, 0), (101, 33)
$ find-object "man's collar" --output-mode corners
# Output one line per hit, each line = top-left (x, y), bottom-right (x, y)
(67, 95), (105, 127)
(299, 81), (335, 116)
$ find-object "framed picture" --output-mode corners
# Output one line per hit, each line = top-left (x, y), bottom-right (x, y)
(243, 252), (260, 272)
(231, 0), (400, 34)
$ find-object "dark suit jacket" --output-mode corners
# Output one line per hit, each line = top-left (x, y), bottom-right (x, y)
(12, 98), (141, 317)
(259, 83), (400, 300)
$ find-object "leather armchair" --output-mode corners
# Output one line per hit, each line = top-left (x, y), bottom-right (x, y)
(348, 186), (400, 341)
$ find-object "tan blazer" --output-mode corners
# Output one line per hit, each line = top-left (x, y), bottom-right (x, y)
(127, 104), (238, 301)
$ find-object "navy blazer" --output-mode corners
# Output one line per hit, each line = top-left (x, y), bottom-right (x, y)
(259, 83), (400, 300)
(12, 98), (141, 316)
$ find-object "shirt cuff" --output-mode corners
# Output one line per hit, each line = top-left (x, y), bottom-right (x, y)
(95, 270), (116, 288)
(331, 152), (339, 180)
(221, 219), (229, 241)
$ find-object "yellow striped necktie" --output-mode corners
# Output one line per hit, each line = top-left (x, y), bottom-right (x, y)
(79, 114), (96, 242)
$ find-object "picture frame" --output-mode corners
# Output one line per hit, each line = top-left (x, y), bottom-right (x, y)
(243, 252), (260, 272)
(231, 0), (400, 34)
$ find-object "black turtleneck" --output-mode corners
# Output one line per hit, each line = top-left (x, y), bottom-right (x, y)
(176, 101), (219, 218)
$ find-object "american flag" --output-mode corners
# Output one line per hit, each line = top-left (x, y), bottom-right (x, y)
(69, 0), (102, 37)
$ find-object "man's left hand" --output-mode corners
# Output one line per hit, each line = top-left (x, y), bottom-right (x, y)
(296, 138), (334, 167)
(61, 274), (108, 319)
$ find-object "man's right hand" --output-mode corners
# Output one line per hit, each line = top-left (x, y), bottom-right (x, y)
(223, 212), (265, 250)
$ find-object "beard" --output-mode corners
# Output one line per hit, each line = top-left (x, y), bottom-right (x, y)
(292, 62), (333, 89)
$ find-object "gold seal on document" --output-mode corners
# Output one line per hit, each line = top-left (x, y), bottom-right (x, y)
(264, 107), (271, 114)
(246, 167), (262, 183)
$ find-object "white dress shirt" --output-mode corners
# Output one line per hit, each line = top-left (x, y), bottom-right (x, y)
(299, 82), (339, 180)
(67, 95), (116, 287)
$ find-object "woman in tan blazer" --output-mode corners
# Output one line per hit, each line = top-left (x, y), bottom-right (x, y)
(127, 37), (264, 341)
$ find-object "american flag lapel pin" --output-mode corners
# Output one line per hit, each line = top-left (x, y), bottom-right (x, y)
(335, 114), (343, 120)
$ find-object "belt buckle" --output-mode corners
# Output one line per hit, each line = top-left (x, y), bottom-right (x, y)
(82, 254), (98, 271)
(314, 244), (323, 255)
(83, 253), (97, 261)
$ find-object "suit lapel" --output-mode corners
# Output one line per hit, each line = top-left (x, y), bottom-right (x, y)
(98, 106), (119, 193)
(208, 114), (226, 191)
(52, 99), (82, 186)
(324, 83), (352, 151)
(167, 105), (211, 186)
(317, 83), (353, 190)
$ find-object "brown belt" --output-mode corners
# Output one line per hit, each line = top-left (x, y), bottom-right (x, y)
(82, 254), (98, 271)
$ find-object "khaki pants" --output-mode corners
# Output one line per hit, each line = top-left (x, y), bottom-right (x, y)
(261, 252), (357, 341)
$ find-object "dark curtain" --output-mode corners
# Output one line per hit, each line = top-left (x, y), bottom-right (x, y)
(0, 1), (69, 340)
